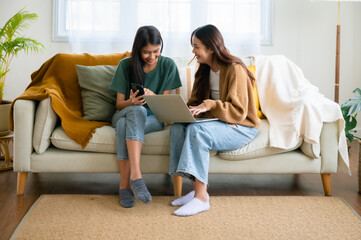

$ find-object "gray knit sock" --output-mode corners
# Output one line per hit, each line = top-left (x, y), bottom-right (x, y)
(119, 189), (135, 208)
(130, 179), (152, 204)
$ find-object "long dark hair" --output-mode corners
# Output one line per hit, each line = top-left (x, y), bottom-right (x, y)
(130, 26), (163, 85)
(191, 24), (255, 99)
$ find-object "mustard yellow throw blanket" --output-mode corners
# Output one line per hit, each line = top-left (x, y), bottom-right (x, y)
(10, 52), (131, 148)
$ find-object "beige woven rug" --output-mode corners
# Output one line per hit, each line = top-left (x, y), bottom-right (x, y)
(11, 195), (361, 240)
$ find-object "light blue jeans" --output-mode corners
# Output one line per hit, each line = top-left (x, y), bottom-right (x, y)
(111, 105), (164, 160)
(169, 121), (258, 184)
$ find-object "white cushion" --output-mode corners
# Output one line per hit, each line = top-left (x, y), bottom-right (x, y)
(50, 124), (217, 157)
(219, 120), (302, 160)
(33, 98), (58, 154)
(51, 125), (171, 155)
(50, 119), (302, 160)
(300, 141), (320, 159)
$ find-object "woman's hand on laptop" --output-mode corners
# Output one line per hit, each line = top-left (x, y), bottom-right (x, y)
(189, 103), (207, 116)
(144, 88), (156, 95)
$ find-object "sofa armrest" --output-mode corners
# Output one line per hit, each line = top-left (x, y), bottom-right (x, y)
(13, 100), (36, 172)
(320, 121), (338, 173)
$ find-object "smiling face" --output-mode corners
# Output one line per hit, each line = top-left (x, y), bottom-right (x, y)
(192, 36), (213, 65)
(140, 44), (161, 68)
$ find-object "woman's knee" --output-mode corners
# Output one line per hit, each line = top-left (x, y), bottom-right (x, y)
(185, 123), (203, 134)
(127, 105), (147, 117)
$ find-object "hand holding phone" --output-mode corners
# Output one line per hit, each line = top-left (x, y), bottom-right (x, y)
(131, 83), (145, 97)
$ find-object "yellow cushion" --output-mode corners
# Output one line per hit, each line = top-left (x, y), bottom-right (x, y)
(248, 65), (265, 119)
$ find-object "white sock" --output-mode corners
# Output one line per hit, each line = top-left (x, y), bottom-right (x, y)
(173, 195), (210, 216)
(171, 190), (195, 206)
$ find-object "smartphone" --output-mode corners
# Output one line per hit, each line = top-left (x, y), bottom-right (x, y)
(131, 83), (145, 97)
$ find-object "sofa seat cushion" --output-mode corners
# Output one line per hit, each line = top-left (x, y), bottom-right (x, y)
(219, 120), (302, 160)
(48, 119), (303, 160)
(50, 125), (218, 156)
(51, 125), (171, 155)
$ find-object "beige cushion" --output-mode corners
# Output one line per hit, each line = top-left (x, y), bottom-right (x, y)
(219, 120), (302, 160)
(33, 98), (58, 154)
(50, 124), (217, 157)
(300, 141), (320, 159)
(50, 125), (171, 155)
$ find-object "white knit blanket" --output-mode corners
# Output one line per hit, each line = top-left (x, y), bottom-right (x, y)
(255, 55), (350, 173)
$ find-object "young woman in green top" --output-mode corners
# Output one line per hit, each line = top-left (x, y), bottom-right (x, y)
(110, 26), (181, 208)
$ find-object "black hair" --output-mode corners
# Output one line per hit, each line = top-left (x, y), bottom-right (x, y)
(130, 26), (163, 85)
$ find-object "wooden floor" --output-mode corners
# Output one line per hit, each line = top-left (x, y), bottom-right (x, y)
(1, 141), (360, 240)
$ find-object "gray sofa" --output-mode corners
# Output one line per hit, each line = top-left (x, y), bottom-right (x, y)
(13, 57), (339, 196)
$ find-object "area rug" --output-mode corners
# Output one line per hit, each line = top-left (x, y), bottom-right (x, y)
(11, 195), (361, 240)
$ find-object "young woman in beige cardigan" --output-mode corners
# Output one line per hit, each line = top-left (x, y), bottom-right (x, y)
(169, 24), (260, 216)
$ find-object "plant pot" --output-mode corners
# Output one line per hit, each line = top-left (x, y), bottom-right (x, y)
(0, 100), (12, 136)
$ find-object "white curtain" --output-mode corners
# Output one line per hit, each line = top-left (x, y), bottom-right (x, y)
(65, 0), (262, 57)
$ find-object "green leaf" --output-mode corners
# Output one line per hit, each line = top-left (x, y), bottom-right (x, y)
(345, 116), (357, 131)
(0, 8), (38, 43)
(353, 88), (361, 96)
(347, 104), (358, 116)
(342, 88), (361, 143)
(4, 37), (44, 56)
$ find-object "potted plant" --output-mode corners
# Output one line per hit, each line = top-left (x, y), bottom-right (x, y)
(341, 88), (361, 143)
(0, 8), (44, 136)
(341, 87), (361, 193)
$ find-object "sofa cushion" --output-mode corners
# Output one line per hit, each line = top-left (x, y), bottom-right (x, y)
(76, 65), (118, 122)
(219, 119), (302, 160)
(50, 120), (301, 160)
(33, 98), (58, 154)
(51, 125), (171, 155)
(300, 141), (320, 159)
(50, 124), (218, 156)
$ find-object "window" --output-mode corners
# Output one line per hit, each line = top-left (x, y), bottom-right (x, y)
(53, 0), (272, 55)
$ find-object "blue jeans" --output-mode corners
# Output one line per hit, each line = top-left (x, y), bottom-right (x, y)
(169, 121), (258, 184)
(111, 105), (164, 160)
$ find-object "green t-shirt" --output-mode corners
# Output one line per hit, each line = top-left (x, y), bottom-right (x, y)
(110, 55), (182, 114)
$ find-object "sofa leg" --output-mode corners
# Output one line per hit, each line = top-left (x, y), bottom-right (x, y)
(17, 172), (28, 195)
(321, 173), (332, 196)
(173, 175), (183, 196)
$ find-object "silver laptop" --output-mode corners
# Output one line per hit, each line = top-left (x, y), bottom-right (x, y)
(143, 94), (218, 123)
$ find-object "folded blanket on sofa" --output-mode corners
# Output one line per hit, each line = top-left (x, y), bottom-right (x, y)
(10, 52), (131, 148)
(255, 55), (350, 173)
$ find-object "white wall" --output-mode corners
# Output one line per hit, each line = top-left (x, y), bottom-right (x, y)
(1, 0), (360, 126)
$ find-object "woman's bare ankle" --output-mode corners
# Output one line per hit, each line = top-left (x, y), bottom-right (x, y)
(130, 173), (142, 181)
(119, 184), (130, 190)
